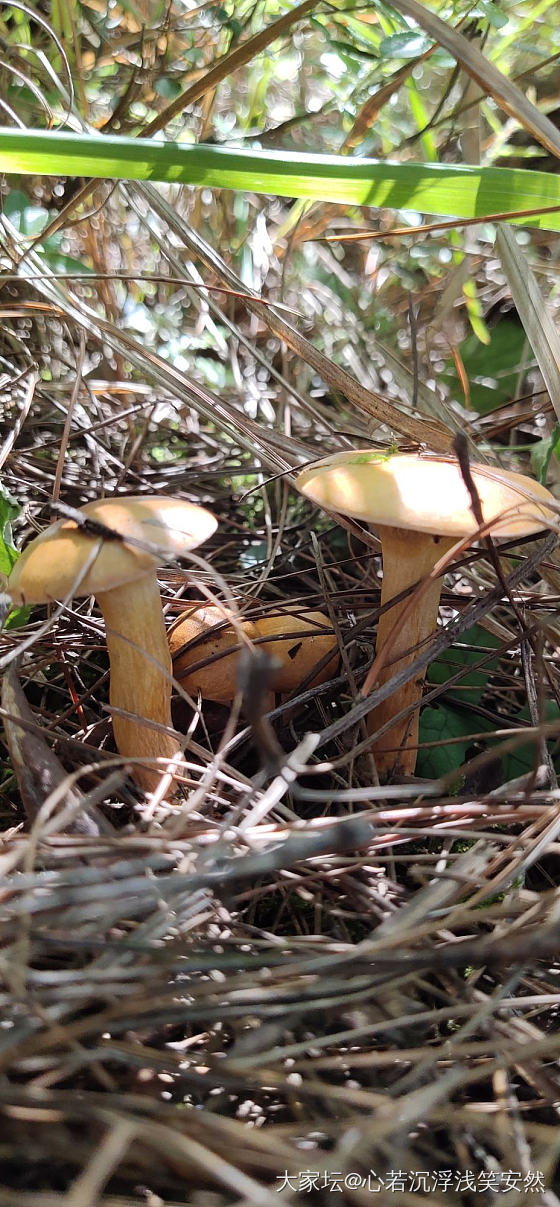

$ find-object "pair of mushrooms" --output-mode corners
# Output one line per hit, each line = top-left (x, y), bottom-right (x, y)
(6, 451), (556, 789)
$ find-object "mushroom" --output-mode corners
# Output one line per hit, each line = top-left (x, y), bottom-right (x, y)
(256, 610), (339, 693)
(7, 496), (217, 791)
(169, 603), (338, 704)
(296, 450), (556, 778)
(169, 601), (259, 704)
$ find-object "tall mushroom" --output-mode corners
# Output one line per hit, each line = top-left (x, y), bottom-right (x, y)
(296, 450), (556, 778)
(7, 496), (217, 791)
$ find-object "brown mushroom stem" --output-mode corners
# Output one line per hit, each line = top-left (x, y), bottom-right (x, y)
(367, 527), (455, 778)
(97, 573), (181, 792)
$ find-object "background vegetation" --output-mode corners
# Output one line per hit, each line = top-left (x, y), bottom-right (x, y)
(1, 0), (560, 1202)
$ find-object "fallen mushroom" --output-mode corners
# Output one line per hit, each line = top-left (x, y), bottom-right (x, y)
(169, 602), (338, 705)
(296, 450), (557, 778)
(256, 610), (339, 693)
(7, 496), (217, 791)
(169, 600), (259, 704)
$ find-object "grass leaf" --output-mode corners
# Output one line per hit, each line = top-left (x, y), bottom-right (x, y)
(388, 0), (560, 160)
(496, 226), (560, 423)
(2, 128), (560, 231)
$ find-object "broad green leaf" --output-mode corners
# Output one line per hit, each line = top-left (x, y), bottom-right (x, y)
(2, 130), (560, 232)
(154, 78), (183, 100)
(3, 187), (92, 275)
(502, 702), (560, 781)
(3, 188), (49, 236)
(3, 603), (30, 630)
(475, 1), (509, 28)
(443, 319), (528, 413)
(417, 703), (483, 778)
(427, 623), (501, 704)
(41, 249), (94, 274)
(419, 699), (560, 783)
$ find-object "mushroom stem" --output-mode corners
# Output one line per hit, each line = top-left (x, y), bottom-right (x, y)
(97, 573), (181, 792)
(367, 526), (455, 777)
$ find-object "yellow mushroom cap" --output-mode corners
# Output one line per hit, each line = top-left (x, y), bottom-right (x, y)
(257, 611), (339, 692)
(296, 451), (557, 540)
(170, 604), (338, 701)
(8, 496), (217, 605)
(169, 602), (258, 703)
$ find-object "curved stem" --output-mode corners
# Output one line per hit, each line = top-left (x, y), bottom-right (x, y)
(367, 527), (455, 778)
(96, 573), (181, 792)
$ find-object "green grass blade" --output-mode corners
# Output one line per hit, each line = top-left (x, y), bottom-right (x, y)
(2, 128), (560, 231)
(496, 226), (560, 423)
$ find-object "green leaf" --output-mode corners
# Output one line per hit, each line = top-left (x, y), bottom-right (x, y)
(531, 425), (560, 484)
(3, 188), (49, 236)
(502, 702), (560, 781)
(42, 249), (94, 275)
(0, 488), (19, 577)
(417, 704), (482, 779)
(2, 129), (560, 231)
(462, 277), (490, 345)
(328, 37), (379, 61)
(379, 31), (432, 57)
(3, 187), (92, 276)
(4, 603), (31, 631)
(0, 488), (30, 629)
(154, 78), (183, 100)
(427, 623), (501, 704)
(474, 0), (509, 27)
(443, 319), (528, 413)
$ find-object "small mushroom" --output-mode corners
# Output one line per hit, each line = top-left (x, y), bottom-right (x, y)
(7, 496), (216, 791)
(296, 450), (556, 778)
(169, 603), (338, 704)
(169, 601), (259, 704)
(256, 610), (339, 693)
